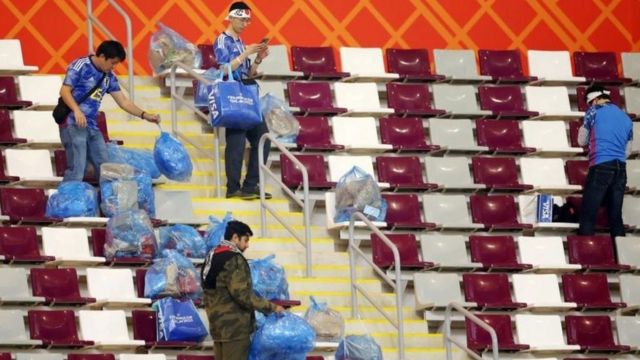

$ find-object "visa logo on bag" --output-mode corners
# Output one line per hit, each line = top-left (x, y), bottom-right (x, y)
(536, 194), (553, 223)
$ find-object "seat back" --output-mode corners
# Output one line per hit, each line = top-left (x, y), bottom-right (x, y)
(86, 268), (138, 300)
(478, 50), (525, 78)
(119, 355), (166, 360)
(420, 234), (470, 265)
(565, 196), (609, 228)
(472, 156), (520, 187)
(466, 314), (517, 350)
(0, 268), (31, 298)
(280, 154), (329, 188)
(621, 52), (640, 80)
(521, 120), (572, 149)
(370, 233), (420, 268)
(12, 110), (61, 143)
(568, 120), (583, 148)
(517, 236), (569, 267)
(525, 86), (573, 113)
(334, 82), (383, 109)
(626, 160), (640, 190)
(296, 116), (334, 147)
(5, 149), (54, 178)
(512, 274), (563, 304)
(78, 310), (133, 343)
(428, 118), (478, 149)
(576, 86), (622, 111)
(0, 226), (41, 259)
(515, 314), (567, 347)
(573, 51), (620, 80)
(375, 156), (424, 186)
(68, 354), (115, 360)
(339, 47), (387, 74)
(0, 76), (24, 104)
(470, 195), (519, 225)
(527, 50), (576, 79)
(565, 315), (617, 347)
(623, 196), (640, 229)
(422, 194), (473, 225)
(257, 45), (294, 74)
(475, 119), (525, 150)
(0, 188), (47, 219)
(17, 356), (64, 360)
(378, 117), (427, 148)
(413, 272), (464, 308)
(433, 49), (480, 78)
(331, 116), (383, 148)
(96, 111), (114, 143)
(41, 227), (92, 259)
(30, 268), (82, 299)
(463, 273), (513, 304)
(386, 48), (432, 76)
(18, 75), (61, 106)
(0, 39), (31, 68)
(616, 315), (640, 347)
(90, 228), (106, 257)
(520, 158), (570, 187)
(28, 309), (81, 342)
(624, 86), (640, 115)
(154, 190), (195, 223)
(256, 80), (286, 102)
(287, 81), (334, 109)
(381, 193), (424, 225)
(327, 155), (375, 183)
(176, 356), (214, 360)
(431, 84), (481, 113)
(424, 156), (474, 187)
(561, 273), (613, 305)
(619, 274), (640, 307)
(566, 235), (617, 267)
(131, 310), (158, 341)
(0, 309), (31, 341)
(291, 46), (339, 73)
(0, 109), (19, 143)
(616, 236), (640, 269)
(565, 160), (589, 186)
(386, 83), (434, 112)
(469, 235), (519, 265)
(478, 86), (527, 112)
(197, 44), (217, 69)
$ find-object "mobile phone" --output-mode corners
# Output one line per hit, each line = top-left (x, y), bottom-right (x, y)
(260, 37), (269, 45)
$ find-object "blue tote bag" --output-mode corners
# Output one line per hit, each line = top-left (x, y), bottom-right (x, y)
(208, 63), (262, 130)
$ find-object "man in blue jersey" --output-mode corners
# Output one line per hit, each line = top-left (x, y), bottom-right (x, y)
(577, 85), (633, 239)
(59, 40), (159, 182)
(214, 1), (271, 200)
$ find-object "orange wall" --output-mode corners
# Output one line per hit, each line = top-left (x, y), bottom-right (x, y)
(2, 0), (639, 76)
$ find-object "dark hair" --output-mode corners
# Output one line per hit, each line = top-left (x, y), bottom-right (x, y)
(224, 220), (253, 240)
(584, 84), (611, 104)
(96, 40), (126, 62)
(229, 1), (250, 11)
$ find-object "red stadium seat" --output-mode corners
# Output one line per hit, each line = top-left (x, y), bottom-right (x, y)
(53, 150), (97, 184)
(295, 116), (344, 151)
(370, 233), (434, 269)
(0, 188), (60, 224)
(379, 117), (440, 152)
(132, 310), (198, 349)
(466, 314), (529, 352)
(67, 354), (115, 360)
(198, 44), (218, 70)
(470, 195), (532, 230)
(0, 151), (19, 183)
(565, 315), (631, 352)
(463, 273), (526, 309)
(375, 156), (437, 191)
(478, 50), (537, 83)
(96, 112), (122, 145)
(576, 86), (623, 111)
(30, 268), (96, 305)
(291, 46), (349, 79)
(28, 310), (93, 348)
(279, 154), (334, 189)
(469, 235), (532, 270)
(561, 273), (625, 310)
(177, 356), (215, 360)
(0, 226), (53, 263)
(573, 51), (632, 85)
(471, 156), (533, 191)
(0, 109), (26, 145)
(478, 86), (538, 118)
(381, 193), (436, 230)
(566, 234), (631, 271)
(287, 81), (346, 116)
(475, 119), (535, 154)
(0, 76), (32, 109)
(385, 48), (445, 82)
(565, 159), (589, 188)
(385, 83), (446, 117)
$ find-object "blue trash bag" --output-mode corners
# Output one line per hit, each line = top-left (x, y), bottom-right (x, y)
(159, 224), (207, 259)
(204, 212), (233, 251)
(148, 22), (201, 74)
(145, 249), (203, 301)
(154, 130), (193, 182)
(334, 166), (387, 223)
(152, 297), (208, 342)
(107, 142), (161, 179)
(335, 335), (383, 360)
(304, 296), (345, 342)
(104, 209), (157, 261)
(99, 163), (139, 217)
(194, 68), (221, 107)
(133, 171), (155, 218)
(255, 311), (267, 328)
(45, 181), (98, 218)
(249, 254), (290, 301)
(260, 93), (299, 144)
(249, 312), (316, 360)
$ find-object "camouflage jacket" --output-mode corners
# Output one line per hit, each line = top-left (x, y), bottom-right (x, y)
(203, 250), (275, 341)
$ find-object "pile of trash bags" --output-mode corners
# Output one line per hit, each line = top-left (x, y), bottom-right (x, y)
(249, 312), (316, 360)
(104, 209), (157, 261)
(144, 250), (203, 301)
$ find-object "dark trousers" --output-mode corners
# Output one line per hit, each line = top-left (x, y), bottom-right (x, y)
(213, 337), (250, 360)
(224, 121), (270, 195)
(578, 159), (627, 239)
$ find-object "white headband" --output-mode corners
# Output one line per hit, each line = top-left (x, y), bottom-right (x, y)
(585, 89), (610, 104)
(225, 8), (251, 20)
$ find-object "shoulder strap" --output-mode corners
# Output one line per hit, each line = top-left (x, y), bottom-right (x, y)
(76, 71), (107, 105)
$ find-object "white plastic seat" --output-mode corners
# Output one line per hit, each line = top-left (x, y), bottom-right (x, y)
(428, 118), (488, 153)
(154, 190), (201, 225)
(339, 47), (399, 82)
(619, 274), (640, 313)
(12, 110), (62, 145)
(327, 155), (376, 183)
(622, 196), (640, 230)
(18, 75), (62, 109)
(253, 45), (303, 79)
(517, 194), (578, 231)
(627, 160), (640, 193)
(517, 236), (580, 272)
(616, 315), (640, 350)
(16, 355), (64, 360)
(431, 84), (491, 117)
(413, 272), (474, 310)
(621, 52), (640, 84)
(324, 191), (386, 230)
(515, 314), (580, 352)
(424, 156), (484, 191)
(420, 234), (480, 269)
(0, 39), (38, 74)
(527, 50), (586, 85)
(0, 268), (45, 305)
(512, 274), (576, 311)
(616, 236), (640, 270)
(78, 310), (145, 348)
(41, 227), (106, 265)
(256, 80), (287, 103)
(433, 49), (491, 83)
(422, 194), (482, 230)
(519, 158), (580, 193)
(331, 117), (392, 151)
(119, 355), (167, 360)
(624, 87), (640, 117)
(633, 123), (640, 156)
(521, 120), (582, 156)
(4, 149), (61, 186)
(525, 86), (584, 119)
(333, 82), (393, 116)
(86, 268), (151, 307)
(0, 309), (42, 347)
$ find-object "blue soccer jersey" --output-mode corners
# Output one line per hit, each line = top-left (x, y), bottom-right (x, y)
(62, 56), (120, 129)
(214, 32), (251, 80)
(583, 103), (633, 166)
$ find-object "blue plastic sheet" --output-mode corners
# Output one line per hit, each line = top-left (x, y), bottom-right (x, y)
(154, 131), (193, 182)
(153, 297), (208, 342)
(145, 250), (203, 301)
(159, 224), (206, 259)
(45, 181), (98, 218)
(249, 254), (289, 301)
(260, 93), (299, 143)
(249, 312), (315, 360)
(104, 209), (157, 261)
(204, 212), (233, 251)
(334, 166), (387, 223)
(335, 335), (383, 360)
(304, 296), (344, 342)
(107, 143), (161, 179)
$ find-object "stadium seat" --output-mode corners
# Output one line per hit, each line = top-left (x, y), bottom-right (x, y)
(561, 273), (624, 310)
(256, 80), (287, 103)
(0, 310), (42, 347)
(524, 86), (584, 119)
(0, 109), (27, 146)
(616, 236), (640, 271)
(370, 233), (434, 269)
(471, 156), (533, 191)
(67, 355), (115, 360)
(622, 196), (640, 231)
(381, 193), (435, 230)
(621, 52), (640, 84)
(333, 83), (393, 116)
(567, 120), (588, 154)
(177, 356), (214, 360)
(0, 188), (59, 224)
(469, 235), (532, 270)
(379, 116), (439, 152)
(131, 310), (198, 349)
(512, 274), (575, 311)
(28, 309), (93, 348)
(431, 84), (492, 118)
(385, 83), (446, 117)
(469, 195), (532, 230)
(96, 111), (122, 144)
(0, 76), (32, 109)
(30, 268), (95, 305)
(433, 49), (491, 83)
(197, 44), (217, 70)
(280, 154), (334, 189)
(462, 273), (525, 309)
(477, 86), (538, 118)
(615, 315), (640, 351)
(516, 194), (579, 231)
(521, 120), (583, 156)
(0, 39), (38, 74)
(565, 315), (631, 352)
(424, 156), (484, 191)
(324, 191), (386, 230)
(339, 47), (399, 81)
(286, 81), (346, 116)
(78, 310), (144, 348)
(566, 235), (631, 271)
(527, 50), (585, 84)
(420, 234), (480, 270)
(519, 158), (581, 193)
(331, 116), (392, 151)
(478, 49), (537, 83)
(627, 160), (640, 193)
(86, 268), (151, 307)
(53, 149), (97, 183)
(0, 152), (18, 184)
(466, 314), (529, 352)
(0, 226), (53, 263)
(253, 44), (303, 79)
(414, 272), (471, 310)
(41, 227), (105, 266)
(632, 123), (640, 156)
(327, 155), (378, 183)
(474, 119), (535, 155)
(119, 355), (167, 360)
(154, 190), (199, 225)
(17, 75), (61, 108)
(0, 268), (44, 305)
(12, 110), (61, 146)
(619, 274), (640, 312)
(385, 48), (445, 82)
(290, 46), (349, 79)
(564, 196), (612, 231)
(576, 86), (624, 112)
(573, 51), (631, 85)
(515, 314), (580, 352)
(4, 149), (61, 186)
(625, 87), (640, 118)
(565, 159), (589, 188)
(428, 118), (488, 153)
(375, 156), (437, 191)
(422, 194), (482, 230)
(295, 116), (345, 151)
(90, 228), (150, 266)
(16, 354), (64, 360)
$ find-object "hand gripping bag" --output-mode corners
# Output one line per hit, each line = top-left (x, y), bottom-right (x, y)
(104, 209), (157, 261)
(153, 297), (208, 342)
(335, 334), (383, 360)
(153, 129), (193, 182)
(159, 224), (207, 259)
(303, 296), (345, 342)
(208, 63), (262, 130)
(45, 181), (98, 218)
(249, 312), (316, 360)
(249, 254), (290, 301)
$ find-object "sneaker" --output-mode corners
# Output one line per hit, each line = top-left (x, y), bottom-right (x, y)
(240, 189), (272, 200)
(225, 191), (243, 199)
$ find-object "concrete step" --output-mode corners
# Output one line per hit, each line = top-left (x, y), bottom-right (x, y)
(282, 263), (379, 278)
(244, 250), (349, 265)
(289, 290), (401, 308)
(194, 208), (305, 226)
(380, 348), (469, 360)
(248, 237), (335, 252)
(192, 197), (291, 212)
(109, 131), (214, 146)
(287, 276), (381, 293)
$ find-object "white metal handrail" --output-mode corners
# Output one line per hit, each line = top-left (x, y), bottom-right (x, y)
(444, 302), (499, 360)
(258, 133), (312, 277)
(348, 212), (405, 360)
(169, 61), (222, 198)
(87, 0), (134, 102)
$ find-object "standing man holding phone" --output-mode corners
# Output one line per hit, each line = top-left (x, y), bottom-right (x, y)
(214, 1), (272, 200)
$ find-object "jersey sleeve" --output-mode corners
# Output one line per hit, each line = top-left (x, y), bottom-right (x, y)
(214, 35), (231, 65)
(583, 106), (597, 131)
(63, 61), (81, 89)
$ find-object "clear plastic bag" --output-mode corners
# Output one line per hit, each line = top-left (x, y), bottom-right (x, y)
(148, 22), (202, 74)
(154, 131), (193, 182)
(145, 249), (203, 301)
(107, 143), (161, 179)
(334, 166), (387, 223)
(303, 296), (345, 342)
(99, 163), (139, 217)
(159, 224), (207, 259)
(204, 212), (233, 251)
(45, 181), (98, 218)
(104, 209), (157, 261)
(249, 312), (316, 360)
(194, 68), (221, 108)
(335, 334), (383, 360)
(249, 254), (290, 301)
(260, 93), (300, 143)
